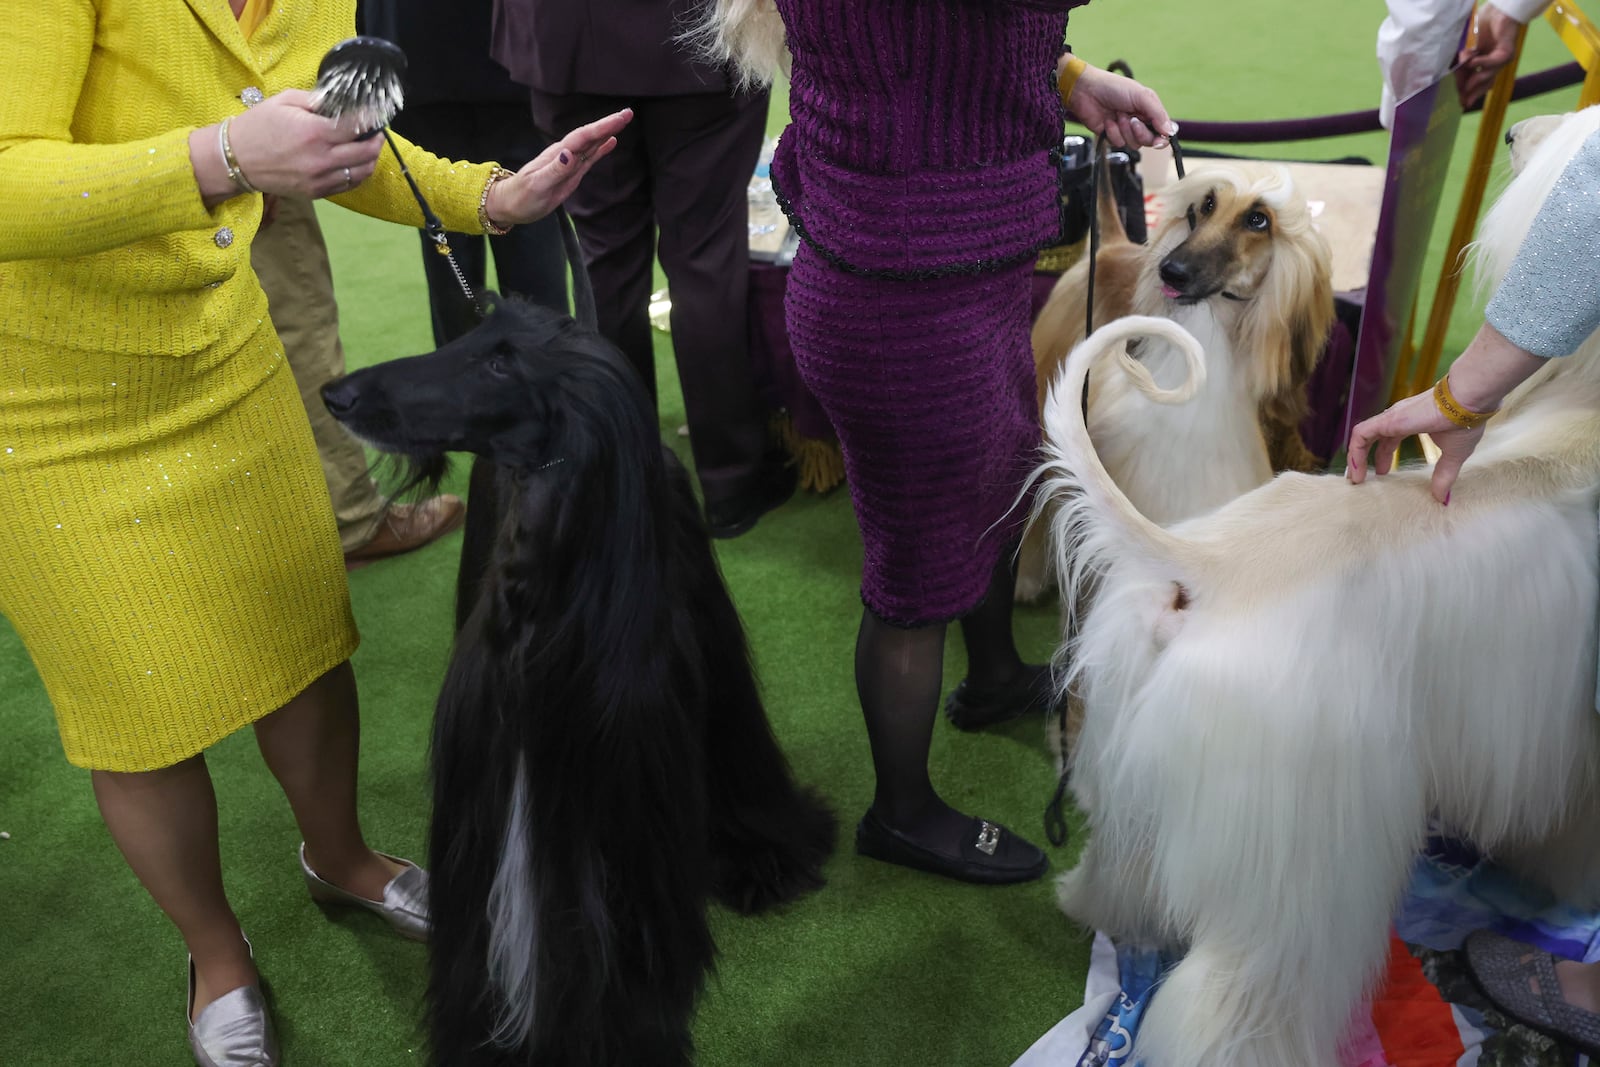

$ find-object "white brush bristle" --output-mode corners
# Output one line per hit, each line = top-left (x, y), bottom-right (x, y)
(310, 62), (404, 131)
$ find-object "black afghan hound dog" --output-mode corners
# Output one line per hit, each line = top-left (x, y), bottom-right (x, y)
(321, 290), (837, 1066)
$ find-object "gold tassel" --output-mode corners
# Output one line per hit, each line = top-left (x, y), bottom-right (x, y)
(770, 412), (845, 495)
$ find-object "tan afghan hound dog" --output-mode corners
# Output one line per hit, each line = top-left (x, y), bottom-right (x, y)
(1018, 162), (1335, 600)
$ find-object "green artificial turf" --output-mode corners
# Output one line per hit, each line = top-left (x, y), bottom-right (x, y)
(0, 6), (1580, 1064)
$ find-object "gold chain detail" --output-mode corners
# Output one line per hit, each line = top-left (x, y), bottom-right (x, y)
(478, 166), (515, 236)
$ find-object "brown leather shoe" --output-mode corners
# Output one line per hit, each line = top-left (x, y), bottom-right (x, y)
(344, 495), (466, 571)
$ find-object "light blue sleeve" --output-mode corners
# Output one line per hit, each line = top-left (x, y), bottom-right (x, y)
(1485, 127), (1600, 358)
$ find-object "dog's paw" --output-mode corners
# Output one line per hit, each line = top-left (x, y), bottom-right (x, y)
(709, 788), (838, 915)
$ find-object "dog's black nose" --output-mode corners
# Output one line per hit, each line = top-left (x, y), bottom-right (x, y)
(320, 378), (358, 419)
(1158, 257), (1193, 291)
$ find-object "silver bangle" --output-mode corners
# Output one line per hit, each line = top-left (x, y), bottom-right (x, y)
(218, 116), (257, 195)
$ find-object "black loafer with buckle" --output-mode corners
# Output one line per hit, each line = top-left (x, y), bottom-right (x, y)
(855, 808), (1048, 885)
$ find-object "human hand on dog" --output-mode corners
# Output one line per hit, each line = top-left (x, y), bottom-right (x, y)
(1346, 322), (1545, 503)
(187, 90), (385, 208)
(1066, 64), (1178, 150)
(483, 109), (634, 229)
(1455, 2), (1523, 109)
(1345, 390), (1484, 503)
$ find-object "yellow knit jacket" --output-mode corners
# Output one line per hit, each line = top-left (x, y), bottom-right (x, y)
(0, 0), (498, 357)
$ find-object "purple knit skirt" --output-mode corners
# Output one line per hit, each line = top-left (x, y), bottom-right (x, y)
(784, 243), (1039, 627)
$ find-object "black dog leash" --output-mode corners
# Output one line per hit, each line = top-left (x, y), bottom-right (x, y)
(1043, 104), (1188, 848)
(379, 130), (485, 317)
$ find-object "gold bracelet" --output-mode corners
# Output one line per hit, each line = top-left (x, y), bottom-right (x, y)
(218, 116), (257, 195)
(1057, 54), (1089, 109)
(478, 166), (515, 235)
(1433, 374), (1498, 430)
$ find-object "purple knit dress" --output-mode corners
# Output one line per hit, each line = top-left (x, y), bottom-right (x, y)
(773, 0), (1083, 627)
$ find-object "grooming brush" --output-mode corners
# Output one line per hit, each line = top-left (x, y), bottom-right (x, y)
(309, 36), (407, 135)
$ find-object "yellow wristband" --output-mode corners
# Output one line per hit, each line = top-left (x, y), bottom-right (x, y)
(1433, 374), (1498, 430)
(479, 166), (515, 236)
(1057, 54), (1088, 109)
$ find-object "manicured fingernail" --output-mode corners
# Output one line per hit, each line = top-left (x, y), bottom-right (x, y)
(559, 151), (570, 165)
(1164, 121), (1179, 136)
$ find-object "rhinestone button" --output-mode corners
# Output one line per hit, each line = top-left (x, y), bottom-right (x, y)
(240, 86), (264, 107)
(214, 227), (234, 249)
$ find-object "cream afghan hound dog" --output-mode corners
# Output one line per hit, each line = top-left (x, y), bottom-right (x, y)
(1036, 106), (1600, 1067)
(1018, 163), (1335, 601)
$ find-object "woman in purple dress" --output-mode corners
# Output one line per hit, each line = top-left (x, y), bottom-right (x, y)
(698, 0), (1175, 883)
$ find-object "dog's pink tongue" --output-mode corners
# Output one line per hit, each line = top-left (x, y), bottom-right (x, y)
(1161, 284), (1182, 300)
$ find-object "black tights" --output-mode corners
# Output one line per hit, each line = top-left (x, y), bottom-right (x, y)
(855, 547), (1025, 845)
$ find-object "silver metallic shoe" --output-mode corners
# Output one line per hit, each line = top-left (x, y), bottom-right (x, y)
(187, 939), (279, 1067)
(299, 841), (430, 941)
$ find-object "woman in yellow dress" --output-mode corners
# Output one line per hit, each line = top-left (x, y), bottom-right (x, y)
(0, 2), (628, 1064)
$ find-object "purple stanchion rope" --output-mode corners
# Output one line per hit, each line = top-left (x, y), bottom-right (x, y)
(1157, 61), (1582, 144)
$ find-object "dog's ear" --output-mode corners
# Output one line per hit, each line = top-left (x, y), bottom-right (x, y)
(1252, 224), (1335, 473)
(1239, 214), (1335, 402)
(1257, 391), (1323, 472)
(1287, 247), (1336, 388)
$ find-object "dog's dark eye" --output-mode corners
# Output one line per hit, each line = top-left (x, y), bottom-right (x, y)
(1244, 211), (1271, 232)
(1201, 192), (1216, 215)
(484, 342), (516, 379)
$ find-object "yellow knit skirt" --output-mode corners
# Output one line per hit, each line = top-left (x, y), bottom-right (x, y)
(0, 318), (359, 771)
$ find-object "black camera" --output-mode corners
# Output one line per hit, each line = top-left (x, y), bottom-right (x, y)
(1056, 134), (1147, 247)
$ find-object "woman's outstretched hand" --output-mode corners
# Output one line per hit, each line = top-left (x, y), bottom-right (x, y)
(483, 109), (634, 228)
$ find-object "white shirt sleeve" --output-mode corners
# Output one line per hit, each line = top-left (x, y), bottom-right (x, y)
(1377, 0), (1472, 129)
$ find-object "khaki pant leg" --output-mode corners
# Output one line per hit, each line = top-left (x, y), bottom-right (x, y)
(250, 196), (386, 552)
